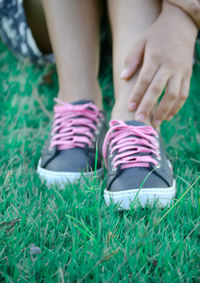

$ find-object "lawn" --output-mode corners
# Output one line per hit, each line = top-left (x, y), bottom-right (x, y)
(0, 37), (199, 282)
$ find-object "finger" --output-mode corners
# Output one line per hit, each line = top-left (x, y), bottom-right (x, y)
(153, 76), (181, 127)
(128, 50), (160, 111)
(135, 67), (169, 122)
(121, 38), (146, 80)
(167, 78), (191, 120)
(168, 0), (200, 28)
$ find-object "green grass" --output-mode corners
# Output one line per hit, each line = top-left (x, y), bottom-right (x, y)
(0, 39), (199, 282)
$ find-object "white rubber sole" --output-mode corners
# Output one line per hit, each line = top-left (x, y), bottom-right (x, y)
(37, 159), (104, 189)
(104, 179), (176, 209)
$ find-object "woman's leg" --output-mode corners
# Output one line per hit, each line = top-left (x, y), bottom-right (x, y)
(40, 0), (102, 107)
(108, 0), (161, 124)
(103, 1), (175, 210)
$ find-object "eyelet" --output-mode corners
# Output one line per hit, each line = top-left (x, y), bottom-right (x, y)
(109, 153), (113, 158)
(157, 150), (161, 160)
(90, 143), (95, 149)
(97, 121), (102, 128)
(48, 145), (53, 152)
(112, 166), (117, 172)
(111, 160), (117, 171)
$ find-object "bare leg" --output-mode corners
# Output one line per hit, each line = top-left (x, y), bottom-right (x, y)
(24, 0), (52, 54)
(41, 0), (102, 108)
(108, 0), (161, 124)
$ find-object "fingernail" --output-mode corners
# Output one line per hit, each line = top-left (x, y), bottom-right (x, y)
(128, 102), (136, 111)
(154, 120), (161, 127)
(135, 113), (145, 122)
(120, 68), (129, 79)
(167, 115), (173, 121)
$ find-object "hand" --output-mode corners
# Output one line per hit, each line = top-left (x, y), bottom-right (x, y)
(121, 2), (197, 127)
(167, 0), (200, 29)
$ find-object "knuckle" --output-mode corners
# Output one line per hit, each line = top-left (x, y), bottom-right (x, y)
(180, 91), (188, 101)
(151, 50), (161, 62)
(166, 61), (177, 70)
(151, 84), (162, 94)
(168, 92), (177, 100)
(165, 57), (180, 69)
(141, 73), (151, 85)
(159, 107), (168, 116)
(142, 101), (152, 111)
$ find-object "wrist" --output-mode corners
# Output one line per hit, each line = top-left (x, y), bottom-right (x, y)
(162, 1), (198, 38)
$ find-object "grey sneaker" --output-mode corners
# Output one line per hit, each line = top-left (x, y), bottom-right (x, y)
(103, 120), (176, 209)
(37, 99), (106, 188)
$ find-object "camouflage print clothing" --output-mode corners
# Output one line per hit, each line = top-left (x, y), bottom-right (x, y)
(0, 0), (199, 65)
(0, 0), (54, 64)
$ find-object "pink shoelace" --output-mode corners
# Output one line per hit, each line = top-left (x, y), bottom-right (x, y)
(103, 120), (160, 170)
(50, 99), (103, 150)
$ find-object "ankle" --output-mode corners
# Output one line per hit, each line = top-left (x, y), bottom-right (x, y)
(111, 103), (153, 126)
(57, 83), (102, 109)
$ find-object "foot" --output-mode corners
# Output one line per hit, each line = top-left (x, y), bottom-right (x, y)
(103, 120), (176, 209)
(37, 99), (106, 188)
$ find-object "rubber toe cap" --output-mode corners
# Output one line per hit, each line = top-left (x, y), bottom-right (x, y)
(44, 148), (97, 172)
(109, 167), (168, 192)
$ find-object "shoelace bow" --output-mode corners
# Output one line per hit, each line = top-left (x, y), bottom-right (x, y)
(103, 120), (160, 170)
(50, 98), (102, 150)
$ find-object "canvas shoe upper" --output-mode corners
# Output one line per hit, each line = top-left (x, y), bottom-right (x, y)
(103, 120), (176, 209)
(37, 99), (106, 187)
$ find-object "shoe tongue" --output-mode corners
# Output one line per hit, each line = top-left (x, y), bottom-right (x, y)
(125, 120), (147, 127)
(122, 120), (156, 162)
(72, 99), (94, 105)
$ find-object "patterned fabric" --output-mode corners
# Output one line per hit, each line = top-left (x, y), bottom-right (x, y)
(0, 0), (53, 64)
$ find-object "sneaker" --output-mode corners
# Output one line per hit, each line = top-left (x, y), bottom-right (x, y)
(37, 99), (106, 188)
(103, 120), (176, 209)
